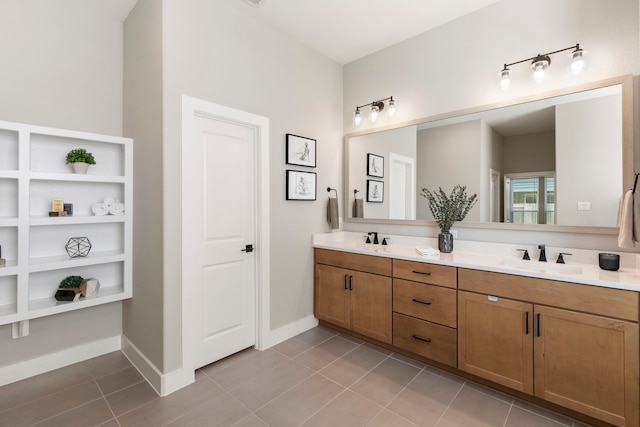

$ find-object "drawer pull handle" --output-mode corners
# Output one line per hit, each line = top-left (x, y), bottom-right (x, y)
(525, 312), (529, 335)
(412, 298), (432, 306)
(537, 313), (541, 337)
(412, 335), (432, 343)
(411, 270), (431, 276)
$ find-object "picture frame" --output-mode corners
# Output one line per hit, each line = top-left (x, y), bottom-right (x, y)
(286, 133), (316, 168)
(286, 170), (317, 200)
(367, 179), (384, 203)
(367, 153), (384, 178)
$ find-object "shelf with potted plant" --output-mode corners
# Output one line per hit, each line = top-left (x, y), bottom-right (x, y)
(0, 119), (132, 328)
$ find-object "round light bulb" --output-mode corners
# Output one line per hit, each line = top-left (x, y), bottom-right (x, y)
(571, 50), (585, 74)
(387, 99), (396, 117)
(370, 105), (379, 122)
(532, 63), (545, 82)
(499, 69), (511, 90)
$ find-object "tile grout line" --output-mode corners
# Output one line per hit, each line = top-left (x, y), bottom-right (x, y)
(432, 379), (466, 427)
(95, 377), (123, 427)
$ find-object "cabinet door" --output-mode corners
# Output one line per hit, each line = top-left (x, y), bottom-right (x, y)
(350, 270), (392, 344)
(534, 306), (639, 427)
(458, 291), (534, 394)
(314, 264), (349, 329)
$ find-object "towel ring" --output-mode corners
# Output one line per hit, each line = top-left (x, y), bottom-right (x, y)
(327, 187), (338, 199)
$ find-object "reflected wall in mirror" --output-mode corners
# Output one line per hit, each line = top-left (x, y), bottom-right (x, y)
(345, 76), (632, 229)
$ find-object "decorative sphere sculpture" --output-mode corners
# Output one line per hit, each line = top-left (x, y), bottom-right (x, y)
(65, 237), (92, 258)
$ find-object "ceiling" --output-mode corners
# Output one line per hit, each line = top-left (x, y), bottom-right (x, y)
(243, 0), (502, 64)
(117, 1), (502, 65)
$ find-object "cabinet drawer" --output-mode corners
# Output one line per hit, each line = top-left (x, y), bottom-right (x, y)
(393, 259), (456, 288)
(315, 248), (392, 276)
(393, 279), (456, 327)
(393, 312), (457, 367)
(458, 268), (639, 322)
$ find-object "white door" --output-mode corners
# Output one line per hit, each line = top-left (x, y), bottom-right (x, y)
(389, 153), (416, 220)
(184, 112), (258, 369)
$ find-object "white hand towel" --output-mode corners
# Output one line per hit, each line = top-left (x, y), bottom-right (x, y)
(327, 198), (339, 230)
(108, 202), (125, 215)
(103, 197), (115, 206)
(618, 190), (637, 248)
(92, 203), (108, 216)
(415, 246), (439, 256)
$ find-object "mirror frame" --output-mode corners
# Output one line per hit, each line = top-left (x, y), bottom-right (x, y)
(344, 75), (634, 234)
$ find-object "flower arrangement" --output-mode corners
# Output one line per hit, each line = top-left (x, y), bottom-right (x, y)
(420, 185), (477, 233)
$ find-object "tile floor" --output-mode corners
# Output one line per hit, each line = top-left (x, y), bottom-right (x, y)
(0, 327), (595, 427)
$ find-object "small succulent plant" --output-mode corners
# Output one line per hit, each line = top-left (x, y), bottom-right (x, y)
(65, 148), (96, 165)
(59, 275), (84, 288)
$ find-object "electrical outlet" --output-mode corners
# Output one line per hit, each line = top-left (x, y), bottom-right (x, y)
(577, 202), (591, 211)
(450, 229), (458, 238)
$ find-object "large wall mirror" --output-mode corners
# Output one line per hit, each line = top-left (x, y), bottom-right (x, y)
(345, 75), (633, 231)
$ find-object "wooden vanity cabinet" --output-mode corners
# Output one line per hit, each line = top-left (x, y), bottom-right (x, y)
(458, 290), (533, 393)
(392, 260), (458, 367)
(314, 249), (392, 344)
(458, 268), (640, 427)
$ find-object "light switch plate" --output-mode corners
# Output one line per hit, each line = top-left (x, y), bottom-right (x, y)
(577, 202), (591, 211)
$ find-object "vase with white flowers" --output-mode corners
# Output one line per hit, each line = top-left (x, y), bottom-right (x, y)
(420, 185), (477, 253)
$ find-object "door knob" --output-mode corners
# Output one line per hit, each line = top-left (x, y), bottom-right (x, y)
(241, 244), (254, 253)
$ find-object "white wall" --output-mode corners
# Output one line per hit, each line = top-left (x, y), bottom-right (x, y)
(556, 95), (622, 226)
(416, 121), (482, 221)
(123, 0), (165, 372)
(343, 0), (639, 252)
(0, 1), (125, 368)
(142, 0), (344, 372)
(503, 132), (555, 174)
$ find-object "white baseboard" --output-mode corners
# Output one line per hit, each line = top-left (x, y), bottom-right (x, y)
(0, 335), (121, 387)
(0, 317), (319, 394)
(121, 335), (194, 396)
(264, 314), (318, 349)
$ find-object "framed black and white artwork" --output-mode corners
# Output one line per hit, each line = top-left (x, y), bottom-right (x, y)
(367, 179), (384, 203)
(286, 134), (316, 168)
(367, 153), (384, 178)
(286, 170), (317, 200)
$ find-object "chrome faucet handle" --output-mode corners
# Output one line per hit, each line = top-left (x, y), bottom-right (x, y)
(556, 252), (572, 264)
(516, 248), (530, 260)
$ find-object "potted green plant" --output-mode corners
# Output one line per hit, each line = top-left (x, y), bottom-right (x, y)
(65, 148), (96, 174)
(55, 275), (84, 301)
(59, 275), (84, 292)
(420, 185), (477, 253)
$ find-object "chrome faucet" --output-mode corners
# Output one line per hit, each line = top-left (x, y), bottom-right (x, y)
(538, 244), (547, 262)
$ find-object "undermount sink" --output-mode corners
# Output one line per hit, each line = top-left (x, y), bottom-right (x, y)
(500, 258), (583, 275)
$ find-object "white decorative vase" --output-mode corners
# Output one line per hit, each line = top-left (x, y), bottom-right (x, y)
(80, 278), (100, 298)
(71, 162), (90, 174)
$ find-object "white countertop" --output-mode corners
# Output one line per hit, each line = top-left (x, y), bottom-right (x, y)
(313, 232), (640, 293)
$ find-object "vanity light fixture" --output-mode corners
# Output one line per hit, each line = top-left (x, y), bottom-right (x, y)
(353, 96), (396, 126)
(499, 43), (585, 90)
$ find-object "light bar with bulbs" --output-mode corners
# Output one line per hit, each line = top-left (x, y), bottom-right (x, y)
(499, 43), (585, 90)
(353, 96), (396, 126)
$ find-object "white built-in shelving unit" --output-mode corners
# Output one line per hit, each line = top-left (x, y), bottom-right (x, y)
(0, 120), (132, 329)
